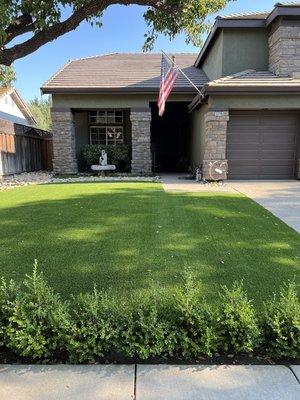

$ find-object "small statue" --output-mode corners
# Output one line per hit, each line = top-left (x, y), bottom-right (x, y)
(99, 150), (108, 166)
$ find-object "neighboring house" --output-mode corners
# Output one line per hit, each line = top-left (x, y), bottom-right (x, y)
(0, 88), (52, 176)
(42, 2), (300, 180)
(0, 87), (36, 128)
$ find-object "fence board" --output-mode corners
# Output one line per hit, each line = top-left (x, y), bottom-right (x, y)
(0, 132), (53, 176)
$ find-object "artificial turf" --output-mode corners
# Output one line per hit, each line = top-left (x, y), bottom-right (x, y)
(0, 182), (299, 306)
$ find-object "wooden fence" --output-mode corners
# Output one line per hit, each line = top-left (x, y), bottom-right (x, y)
(0, 120), (53, 176)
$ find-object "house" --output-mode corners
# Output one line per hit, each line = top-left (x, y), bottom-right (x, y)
(0, 88), (52, 176)
(42, 2), (300, 180)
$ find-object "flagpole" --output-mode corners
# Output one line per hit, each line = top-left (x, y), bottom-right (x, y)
(162, 50), (203, 96)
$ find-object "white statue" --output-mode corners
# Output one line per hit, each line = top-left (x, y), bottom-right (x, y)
(99, 150), (108, 166)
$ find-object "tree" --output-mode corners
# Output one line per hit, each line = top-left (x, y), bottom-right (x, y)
(28, 96), (52, 131)
(0, 1), (230, 67)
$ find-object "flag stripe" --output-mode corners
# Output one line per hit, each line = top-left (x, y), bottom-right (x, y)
(158, 54), (179, 116)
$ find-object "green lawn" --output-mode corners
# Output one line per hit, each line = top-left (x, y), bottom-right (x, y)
(0, 182), (299, 306)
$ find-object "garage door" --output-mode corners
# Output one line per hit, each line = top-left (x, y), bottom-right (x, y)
(227, 111), (298, 179)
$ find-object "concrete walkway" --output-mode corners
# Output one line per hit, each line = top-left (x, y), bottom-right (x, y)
(161, 174), (300, 233)
(0, 364), (299, 399)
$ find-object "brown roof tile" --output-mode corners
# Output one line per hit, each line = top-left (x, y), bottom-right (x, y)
(41, 53), (208, 94)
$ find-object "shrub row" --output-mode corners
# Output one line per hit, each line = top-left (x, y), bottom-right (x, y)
(0, 266), (299, 363)
(81, 144), (131, 173)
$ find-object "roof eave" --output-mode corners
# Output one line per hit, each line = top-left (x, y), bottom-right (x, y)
(189, 84), (300, 111)
(266, 4), (300, 26)
(206, 85), (300, 94)
(41, 87), (202, 95)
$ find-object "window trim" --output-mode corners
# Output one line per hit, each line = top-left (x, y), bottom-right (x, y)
(90, 125), (124, 146)
(89, 109), (123, 124)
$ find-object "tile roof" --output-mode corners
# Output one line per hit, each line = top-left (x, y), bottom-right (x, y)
(42, 53), (208, 93)
(206, 69), (300, 89)
(219, 12), (270, 20)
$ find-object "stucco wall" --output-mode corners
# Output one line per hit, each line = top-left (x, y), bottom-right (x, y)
(222, 28), (268, 76)
(190, 103), (208, 170)
(201, 27), (268, 80)
(208, 94), (300, 109)
(202, 31), (224, 80)
(52, 93), (194, 109)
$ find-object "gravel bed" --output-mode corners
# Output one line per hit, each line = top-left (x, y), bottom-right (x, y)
(0, 172), (161, 191)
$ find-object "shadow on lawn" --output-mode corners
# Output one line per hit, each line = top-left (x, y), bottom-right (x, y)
(0, 184), (299, 305)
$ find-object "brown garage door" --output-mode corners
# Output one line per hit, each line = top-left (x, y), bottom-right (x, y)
(227, 111), (298, 179)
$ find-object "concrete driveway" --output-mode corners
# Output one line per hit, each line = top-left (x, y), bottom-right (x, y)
(229, 180), (300, 233)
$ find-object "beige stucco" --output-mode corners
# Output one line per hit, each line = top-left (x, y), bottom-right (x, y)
(52, 93), (194, 109)
(208, 94), (300, 109)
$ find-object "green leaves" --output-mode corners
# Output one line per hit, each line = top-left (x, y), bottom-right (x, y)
(263, 282), (300, 359)
(0, 267), (299, 362)
(143, 0), (230, 51)
(218, 282), (261, 353)
(82, 144), (131, 172)
(28, 96), (52, 131)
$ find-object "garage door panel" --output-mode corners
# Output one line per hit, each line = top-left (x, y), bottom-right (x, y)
(261, 149), (296, 160)
(227, 112), (298, 179)
(227, 133), (260, 144)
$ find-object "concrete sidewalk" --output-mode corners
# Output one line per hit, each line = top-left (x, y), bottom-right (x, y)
(0, 364), (299, 400)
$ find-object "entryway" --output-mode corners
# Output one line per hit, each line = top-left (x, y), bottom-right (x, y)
(150, 102), (191, 173)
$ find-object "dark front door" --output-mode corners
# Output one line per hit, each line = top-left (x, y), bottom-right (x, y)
(151, 102), (190, 172)
(227, 111), (299, 179)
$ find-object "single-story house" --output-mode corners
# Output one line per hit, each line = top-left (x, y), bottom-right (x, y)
(0, 88), (52, 176)
(42, 2), (300, 180)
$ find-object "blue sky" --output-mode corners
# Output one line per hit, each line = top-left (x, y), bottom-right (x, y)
(13, 0), (277, 101)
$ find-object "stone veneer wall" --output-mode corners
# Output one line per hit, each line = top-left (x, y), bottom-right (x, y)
(269, 21), (300, 76)
(130, 109), (152, 174)
(51, 108), (78, 174)
(202, 110), (229, 180)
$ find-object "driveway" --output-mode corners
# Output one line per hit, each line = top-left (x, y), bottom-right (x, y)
(230, 181), (300, 233)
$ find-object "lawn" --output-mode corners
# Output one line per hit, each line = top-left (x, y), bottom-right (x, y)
(0, 182), (299, 306)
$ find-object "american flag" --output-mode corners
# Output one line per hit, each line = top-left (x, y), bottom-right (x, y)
(158, 54), (179, 116)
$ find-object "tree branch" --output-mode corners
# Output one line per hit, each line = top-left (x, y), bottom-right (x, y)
(0, 0), (160, 66)
(4, 14), (35, 45)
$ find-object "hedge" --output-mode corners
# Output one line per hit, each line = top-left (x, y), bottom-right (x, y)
(82, 144), (131, 173)
(0, 266), (299, 363)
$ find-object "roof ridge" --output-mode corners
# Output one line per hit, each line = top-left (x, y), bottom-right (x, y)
(219, 10), (270, 19)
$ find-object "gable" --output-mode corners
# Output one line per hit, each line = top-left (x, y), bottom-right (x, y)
(0, 89), (35, 126)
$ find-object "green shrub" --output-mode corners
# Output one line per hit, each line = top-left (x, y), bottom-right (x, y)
(218, 282), (261, 354)
(263, 282), (300, 359)
(119, 300), (175, 360)
(0, 278), (19, 347)
(67, 288), (119, 363)
(82, 144), (131, 172)
(173, 270), (219, 358)
(5, 262), (69, 361)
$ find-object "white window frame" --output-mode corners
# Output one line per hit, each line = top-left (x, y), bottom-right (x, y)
(90, 126), (124, 146)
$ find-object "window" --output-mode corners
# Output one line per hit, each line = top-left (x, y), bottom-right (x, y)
(89, 110), (123, 124)
(90, 126), (124, 145)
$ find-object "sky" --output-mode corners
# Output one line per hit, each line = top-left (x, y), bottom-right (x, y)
(12, 0), (277, 101)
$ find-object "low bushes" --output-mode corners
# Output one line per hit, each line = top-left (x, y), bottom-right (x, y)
(0, 267), (299, 363)
(82, 144), (131, 172)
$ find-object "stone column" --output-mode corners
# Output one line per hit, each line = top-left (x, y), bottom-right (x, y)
(51, 108), (78, 175)
(202, 110), (229, 180)
(130, 108), (152, 175)
(269, 22), (300, 77)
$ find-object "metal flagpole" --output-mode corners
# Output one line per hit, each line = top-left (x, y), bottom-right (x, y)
(162, 50), (203, 96)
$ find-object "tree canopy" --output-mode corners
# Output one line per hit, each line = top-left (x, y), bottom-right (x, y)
(28, 96), (52, 131)
(0, 1), (230, 67)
